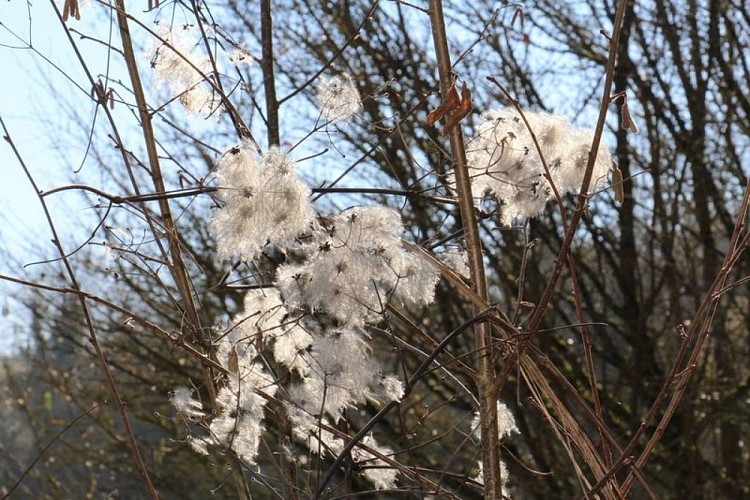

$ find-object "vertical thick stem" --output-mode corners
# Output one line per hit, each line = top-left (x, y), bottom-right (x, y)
(114, 0), (222, 410)
(260, 2), (298, 497)
(114, 0), (198, 332)
(427, 1), (501, 497)
(261, 0), (280, 148)
(115, 0), (225, 413)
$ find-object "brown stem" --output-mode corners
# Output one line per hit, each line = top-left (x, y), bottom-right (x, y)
(258, 1), (298, 496)
(525, 0), (628, 336)
(586, 328), (692, 498)
(112, 0), (224, 417)
(40, 183), (460, 205)
(113, 0), (196, 331)
(620, 177), (750, 493)
(566, 252), (611, 468)
(261, 0), (280, 148)
(1, 115), (159, 498)
(484, 78), (610, 466)
(489, 3), (630, 462)
(190, 0), (249, 142)
(111, 1), (250, 497)
(427, 1), (501, 497)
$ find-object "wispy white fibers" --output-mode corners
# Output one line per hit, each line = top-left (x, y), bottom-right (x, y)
(276, 206), (439, 326)
(316, 73), (362, 123)
(462, 109), (613, 225)
(211, 144), (315, 261)
(148, 26), (218, 115)
(472, 401), (519, 492)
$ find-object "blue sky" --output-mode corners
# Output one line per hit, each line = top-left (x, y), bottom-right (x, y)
(1, 2), (57, 350)
(2, 1), (143, 238)
(0, 0), (114, 351)
(0, 1), (234, 352)
(1, 1), (60, 241)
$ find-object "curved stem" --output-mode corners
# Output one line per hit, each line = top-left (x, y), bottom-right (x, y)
(2, 113), (159, 498)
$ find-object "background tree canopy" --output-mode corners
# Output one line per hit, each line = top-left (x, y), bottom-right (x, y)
(1, 0), (748, 498)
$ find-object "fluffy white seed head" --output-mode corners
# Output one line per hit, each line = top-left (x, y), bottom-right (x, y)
(211, 144), (315, 261)
(216, 288), (288, 375)
(471, 401), (519, 442)
(277, 206), (439, 326)
(148, 26), (218, 115)
(440, 247), (470, 277)
(170, 386), (204, 419)
(316, 73), (362, 123)
(353, 434), (398, 490)
(463, 108), (613, 225)
(471, 401), (518, 492)
(229, 43), (254, 67)
(273, 322), (314, 372)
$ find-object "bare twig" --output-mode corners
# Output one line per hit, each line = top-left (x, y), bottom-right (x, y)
(3, 403), (100, 498)
(524, 0), (628, 337)
(40, 182), (459, 206)
(2, 109), (159, 500)
(313, 308), (494, 498)
(279, 2), (380, 105)
(620, 177), (750, 493)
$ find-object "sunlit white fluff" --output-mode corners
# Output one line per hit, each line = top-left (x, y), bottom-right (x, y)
(211, 144), (315, 261)
(462, 108), (613, 225)
(316, 73), (362, 123)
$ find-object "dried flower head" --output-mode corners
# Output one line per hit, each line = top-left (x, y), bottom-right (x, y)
(461, 108), (613, 225)
(229, 43), (254, 67)
(170, 386), (204, 419)
(211, 144), (315, 261)
(276, 206), (439, 326)
(148, 26), (218, 115)
(471, 401), (518, 490)
(316, 73), (362, 123)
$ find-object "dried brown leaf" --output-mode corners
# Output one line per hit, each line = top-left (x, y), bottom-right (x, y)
(621, 101), (638, 133)
(612, 166), (624, 203)
(427, 84), (460, 126)
(442, 82), (472, 135)
(62, 0), (80, 22)
(228, 345), (239, 374)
